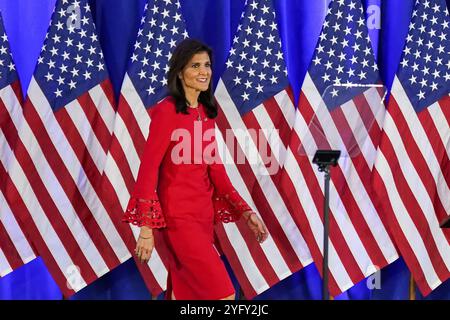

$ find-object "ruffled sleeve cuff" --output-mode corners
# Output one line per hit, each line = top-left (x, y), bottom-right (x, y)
(123, 195), (166, 229)
(213, 190), (253, 224)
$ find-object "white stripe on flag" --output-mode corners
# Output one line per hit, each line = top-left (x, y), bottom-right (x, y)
(0, 192), (35, 264)
(364, 87), (386, 129)
(428, 101), (450, 159)
(223, 221), (270, 293)
(252, 104), (287, 166)
(274, 89), (296, 129)
(103, 147), (132, 210)
(0, 249), (12, 277)
(340, 98), (376, 156)
(121, 74), (150, 138)
(65, 98), (108, 172)
(88, 84), (116, 134)
(111, 113), (142, 180)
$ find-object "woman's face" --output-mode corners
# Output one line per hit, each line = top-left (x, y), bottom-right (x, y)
(179, 51), (211, 95)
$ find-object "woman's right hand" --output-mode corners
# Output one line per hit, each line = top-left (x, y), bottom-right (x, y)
(135, 226), (154, 264)
(243, 211), (268, 244)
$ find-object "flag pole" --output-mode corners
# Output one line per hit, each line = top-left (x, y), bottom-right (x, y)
(322, 165), (331, 300)
(238, 287), (245, 300)
(312, 150), (341, 300)
(409, 274), (416, 300)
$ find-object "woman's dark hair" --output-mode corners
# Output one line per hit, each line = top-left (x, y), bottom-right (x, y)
(167, 38), (217, 119)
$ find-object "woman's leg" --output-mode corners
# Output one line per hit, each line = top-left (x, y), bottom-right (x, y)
(221, 293), (235, 300)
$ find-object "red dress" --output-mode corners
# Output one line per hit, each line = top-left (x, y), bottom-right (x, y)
(123, 97), (252, 300)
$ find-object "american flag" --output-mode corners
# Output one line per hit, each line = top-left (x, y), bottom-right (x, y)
(0, 12), (37, 277)
(101, 0), (189, 295)
(280, 0), (399, 295)
(7, 0), (133, 296)
(373, 0), (450, 296)
(213, 0), (313, 298)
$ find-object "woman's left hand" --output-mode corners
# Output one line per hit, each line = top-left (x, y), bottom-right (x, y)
(244, 211), (268, 244)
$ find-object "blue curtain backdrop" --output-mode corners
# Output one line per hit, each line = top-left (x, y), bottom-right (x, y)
(0, 0), (449, 299)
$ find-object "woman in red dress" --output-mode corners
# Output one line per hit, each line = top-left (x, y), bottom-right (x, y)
(123, 39), (268, 300)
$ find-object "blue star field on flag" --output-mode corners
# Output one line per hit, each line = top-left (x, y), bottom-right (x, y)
(127, 0), (188, 109)
(0, 12), (17, 90)
(33, 0), (108, 111)
(308, 0), (381, 109)
(397, 0), (450, 112)
(220, 0), (289, 115)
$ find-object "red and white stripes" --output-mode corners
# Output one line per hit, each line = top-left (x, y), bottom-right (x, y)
(214, 79), (313, 298)
(5, 77), (133, 296)
(373, 76), (450, 295)
(0, 82), (37, 277)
